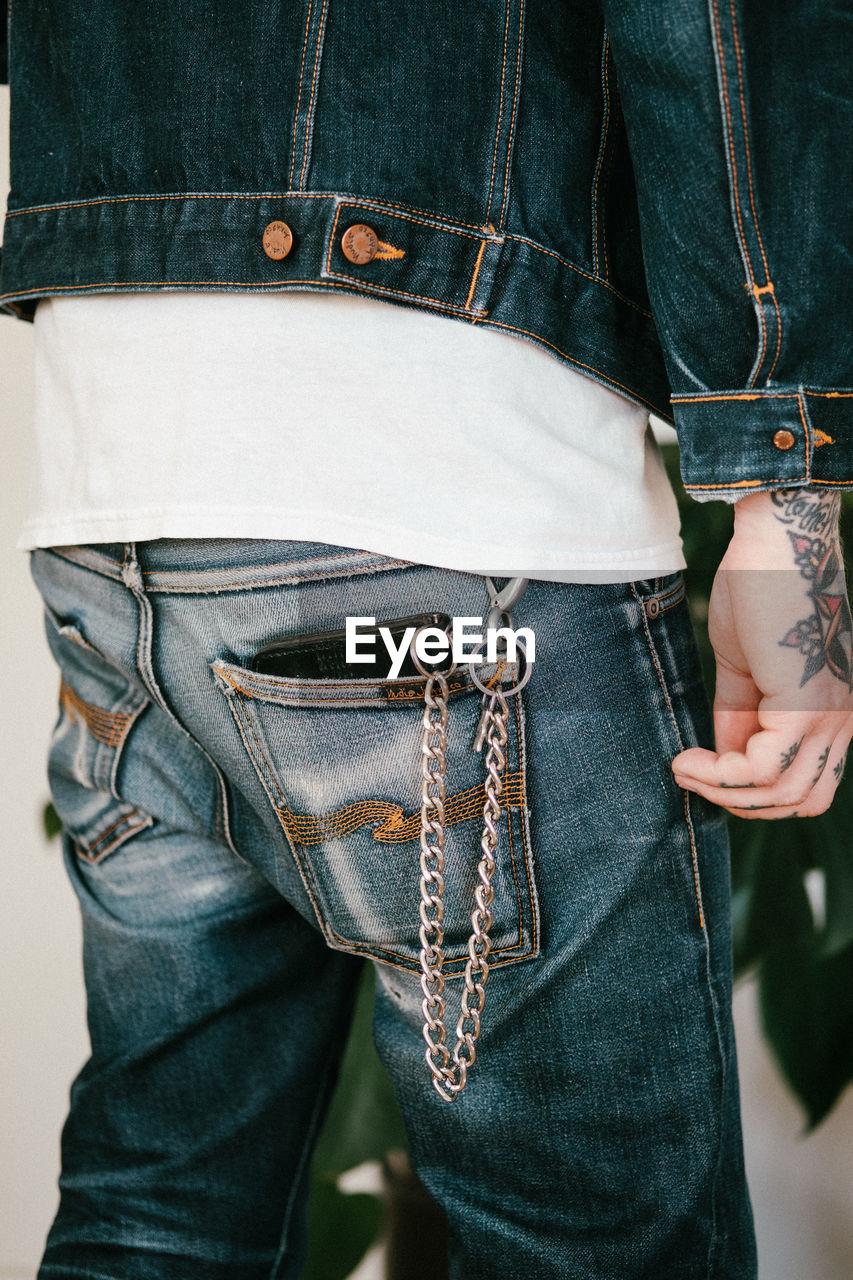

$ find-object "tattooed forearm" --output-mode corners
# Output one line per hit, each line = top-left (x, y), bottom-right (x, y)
(780, 737), (804, 771)
(771, 488), (841, 536)
(773, 490), (853, 689)
(834, 756), (846, 782)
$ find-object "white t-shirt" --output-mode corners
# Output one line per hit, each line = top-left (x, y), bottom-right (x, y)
(18, 291), (685, 583)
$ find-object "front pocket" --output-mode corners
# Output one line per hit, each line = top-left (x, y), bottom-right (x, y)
(212, 659), (540, 975)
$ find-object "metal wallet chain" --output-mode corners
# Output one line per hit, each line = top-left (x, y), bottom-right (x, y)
(412, 577), (530, 1102)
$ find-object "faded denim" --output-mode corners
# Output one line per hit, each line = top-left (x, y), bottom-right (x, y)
(30, 538), (756, 1279)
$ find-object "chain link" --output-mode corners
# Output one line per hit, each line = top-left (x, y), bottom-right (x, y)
(418, 670), (510, 1102)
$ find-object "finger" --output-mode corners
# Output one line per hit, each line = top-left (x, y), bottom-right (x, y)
(790, 724), (853, 818)
(674, 730), (832, 809)
(713, 706), (761, 757)
(673, 714), (815, 790)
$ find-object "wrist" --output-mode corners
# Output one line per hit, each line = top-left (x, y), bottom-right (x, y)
(733, 487), (841, 537)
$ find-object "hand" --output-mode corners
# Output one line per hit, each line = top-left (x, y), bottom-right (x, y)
(672, 488), (853, 819)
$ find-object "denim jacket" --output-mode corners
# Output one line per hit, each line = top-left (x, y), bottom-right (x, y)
(1, 2), (850, 498)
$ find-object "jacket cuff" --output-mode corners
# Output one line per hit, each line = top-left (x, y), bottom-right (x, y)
(673, 388), (853, 500)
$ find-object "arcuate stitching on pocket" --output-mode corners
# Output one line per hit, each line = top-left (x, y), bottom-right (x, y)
(59, 677), (138, 749)
(73, 809), (154, 865)
(629, 583), (706, 931)
(221, 679), (537, 973)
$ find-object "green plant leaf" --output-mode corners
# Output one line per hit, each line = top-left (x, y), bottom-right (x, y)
(302, 1173), (384, 1280)
(42, 800), (62, 841)
(810, 792), (853, 957)
(758, 937), (853, 1130)
(729, 816), (815, 975)
(311, 966), (408, 1179)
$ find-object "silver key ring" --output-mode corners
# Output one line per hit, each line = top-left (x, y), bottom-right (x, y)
(467, 636), (532, 698)
(409, 622), (457, 679)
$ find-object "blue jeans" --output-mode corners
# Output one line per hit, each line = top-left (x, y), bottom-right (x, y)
(30, 538), (756, 1280)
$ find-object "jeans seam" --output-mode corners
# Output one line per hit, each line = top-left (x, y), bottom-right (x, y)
(120, 543), (243, 863)
(268, 1050), (341, 1280)
(629, 582), (727, 1275)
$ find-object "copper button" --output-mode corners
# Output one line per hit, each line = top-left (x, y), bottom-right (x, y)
(341, 223), (379, 265)
(262, 221), (293, 261)
(773, 429), (796, 451)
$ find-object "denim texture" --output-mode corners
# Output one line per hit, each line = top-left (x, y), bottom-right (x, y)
(1, 2), (851, 495)
(30, 538), (756, 1279)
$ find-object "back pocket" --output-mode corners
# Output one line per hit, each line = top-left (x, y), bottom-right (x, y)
(212, 658), (539, 976)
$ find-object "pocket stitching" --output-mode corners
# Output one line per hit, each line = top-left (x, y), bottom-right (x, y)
(223, 682), (539, 973)
(629, 582), (707, 931)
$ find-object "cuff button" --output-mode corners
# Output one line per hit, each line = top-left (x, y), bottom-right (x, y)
(262, 221), (293, 261)
(341, 224), (379, 264)
(773, 429), (796, 451)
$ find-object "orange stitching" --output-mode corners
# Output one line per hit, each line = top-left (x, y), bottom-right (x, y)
(465, 238), (488, 311)
(629, 584), (705, 928)
(671, 392), (792, 403)
(798, 392), (811, 479)
(329, 199), (491, 246)
(477, 318), (664, 415)
(274, 774), (525, 845)
(298, 0), (329, 191)
(809, 391), (853, 398)
(225, 681), (535, 970)
(3, 191), (336, 219)
(710, 0), (768, 385)
(486, 1), (513, 218)
(504, 232), (654, 318)
(79, 812), (151, 864)
(498, 0), (526, 227)
(682, 791), (706, 931)
(710, 0), (754, 290)
(814, 430), (834, 447)
(591, 35), (613, 279)
(374, 240), (406, 261)
(3, 191), (493, 229)
(60, 678), (134, 748)
(729, 3), (771, 285)
(684, 477), (806, 490)
(288, 0), (315, 190)
(233, 673), (476, 698)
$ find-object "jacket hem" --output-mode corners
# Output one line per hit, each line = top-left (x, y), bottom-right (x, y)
(673, 388), (853, 494)
(0, 189), (671, 420)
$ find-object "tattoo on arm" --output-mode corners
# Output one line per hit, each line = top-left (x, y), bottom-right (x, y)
(772, 490), (853, 688)
(834, 756), (845, 782)
(780, 737), (804, 771)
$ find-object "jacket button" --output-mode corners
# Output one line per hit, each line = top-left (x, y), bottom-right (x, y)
(341, 224), (379, 265)
(262, 221), (293, 261)
(773, 429), (796, 451)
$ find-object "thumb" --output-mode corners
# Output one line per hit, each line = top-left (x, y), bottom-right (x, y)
(713, 658), (762, 755)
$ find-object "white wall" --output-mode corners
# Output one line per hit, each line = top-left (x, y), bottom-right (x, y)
(2, 84), (852, 1280)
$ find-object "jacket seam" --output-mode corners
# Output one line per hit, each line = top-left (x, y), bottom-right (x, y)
(486, 0), (513, 222)
(591, 33), (613, 280)
(1, 191), (655, 317)
(504, 233), (653, 318)
(288, 0), (316, 189)
(299, 0), (329, 191)
(728, 0), (783, 381)
(499, 0), (525, 227)
(709, 0), (783, 389)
